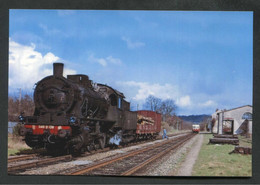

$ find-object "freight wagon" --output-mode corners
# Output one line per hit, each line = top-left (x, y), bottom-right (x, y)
(136, 110), (161, 139)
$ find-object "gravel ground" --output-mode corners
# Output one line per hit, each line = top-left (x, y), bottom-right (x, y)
(18, 133), (188, 175)
(177, 134), (204, 176)
(133, 134), (201, 176)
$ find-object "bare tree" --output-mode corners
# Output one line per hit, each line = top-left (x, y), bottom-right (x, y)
(144, 95), (162, 112)
(8, 97), (19, 121)
(165, 115), (182, 129)
(211, 118), (216, 133)
(8, 94), (34, 121)
(160, 99), (177, 120)
(144, 95), (180, 129)
(21, 94), (34, 116)
(200, 117), (211, 131)
(181, 120), (192, 130)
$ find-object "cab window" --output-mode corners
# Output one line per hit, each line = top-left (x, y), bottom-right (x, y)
(109, 94), (117, 106)
(118, 97), (122, 109)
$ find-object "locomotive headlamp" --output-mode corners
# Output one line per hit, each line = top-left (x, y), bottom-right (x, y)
(18, 115), (25, 122)
(69, 116), (76, 124)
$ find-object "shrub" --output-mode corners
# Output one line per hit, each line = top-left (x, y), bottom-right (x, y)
(12, 123), (22, 137)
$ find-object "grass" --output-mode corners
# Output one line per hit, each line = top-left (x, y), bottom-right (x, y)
(192, 134), (252, 176)
(8, 136), (30, 156)
(238, 135), (252, 148)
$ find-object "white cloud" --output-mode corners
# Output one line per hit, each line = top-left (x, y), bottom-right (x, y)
(43, 52), (59, 64)
(117, 80), (180, 102)
(116, 80), (221, 115)
(176, 95), (192, 107)
(106, 56), (122, 65)
(88, 54), (122, 67)
(9, 39), (76, 92)
(122, 37), (145, 49)
(116, 81), (197, 113)
(198, 100), (217, 107)
(39, 23), (62, 36)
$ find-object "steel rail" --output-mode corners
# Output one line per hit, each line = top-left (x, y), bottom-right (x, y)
(8, 155), (72, 173)
(121, 133), (195, 175)
(67, 133), (191, 175)
(8, 154), (37, 163)
(8, 132), (191, 175)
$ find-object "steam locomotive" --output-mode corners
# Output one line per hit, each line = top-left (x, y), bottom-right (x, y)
(18, 63), (161, 154)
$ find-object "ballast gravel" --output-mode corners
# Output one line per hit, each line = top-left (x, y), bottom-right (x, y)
(18, 133), (194, 176)
(134, 134), (201, 176)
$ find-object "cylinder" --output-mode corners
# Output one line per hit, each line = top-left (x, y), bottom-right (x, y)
(19, 126), (27, 136)
(53, 63), (64, 77)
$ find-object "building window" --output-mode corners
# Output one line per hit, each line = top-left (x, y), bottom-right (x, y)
(242, 112), (252, 120)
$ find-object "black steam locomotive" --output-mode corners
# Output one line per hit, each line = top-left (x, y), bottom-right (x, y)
(19, 63), (138, 154)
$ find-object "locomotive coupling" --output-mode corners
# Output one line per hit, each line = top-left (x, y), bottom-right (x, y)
(57, 129), (68, 138)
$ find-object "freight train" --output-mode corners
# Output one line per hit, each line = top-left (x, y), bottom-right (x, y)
(18, 63), (161, 154)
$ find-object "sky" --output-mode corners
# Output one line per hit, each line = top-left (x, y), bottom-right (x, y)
(9, 10), (253, 115)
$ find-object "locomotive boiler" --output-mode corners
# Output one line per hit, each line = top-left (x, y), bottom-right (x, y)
(18, 63), (138, 154)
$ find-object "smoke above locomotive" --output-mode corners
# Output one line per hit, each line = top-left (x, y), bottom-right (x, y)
(18, 63), (161, 154)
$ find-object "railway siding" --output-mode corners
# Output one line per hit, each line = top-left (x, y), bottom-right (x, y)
(63, 133), (195, 175)
(13, 133), (190, 175)
(137, 133), (201, 176)
(8, 155), (72, 174)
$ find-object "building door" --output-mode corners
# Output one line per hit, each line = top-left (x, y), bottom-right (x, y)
(222, 120), (234, 134)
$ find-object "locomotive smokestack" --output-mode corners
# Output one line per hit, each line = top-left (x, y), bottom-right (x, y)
(53, 63), (64, 77)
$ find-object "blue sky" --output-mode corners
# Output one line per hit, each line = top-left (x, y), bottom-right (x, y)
(9, 10), (253, 115)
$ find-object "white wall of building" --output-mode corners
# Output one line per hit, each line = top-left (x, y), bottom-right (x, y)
(211, 105), (252, 135)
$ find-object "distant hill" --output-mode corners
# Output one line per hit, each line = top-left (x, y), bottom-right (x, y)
(178, 114), (211, 124)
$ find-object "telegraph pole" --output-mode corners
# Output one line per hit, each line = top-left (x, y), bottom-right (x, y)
(18, 88), (21, 114)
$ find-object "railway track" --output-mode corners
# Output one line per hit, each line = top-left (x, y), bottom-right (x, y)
(8, 154), (37, 163)
(8, 132), (191, 175)
(59, 133), (195, 175)
(122, 133), (195, 176)
(8, 155), (73, 173)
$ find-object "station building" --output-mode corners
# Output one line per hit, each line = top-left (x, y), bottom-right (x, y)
(211, 105), (252, 137)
